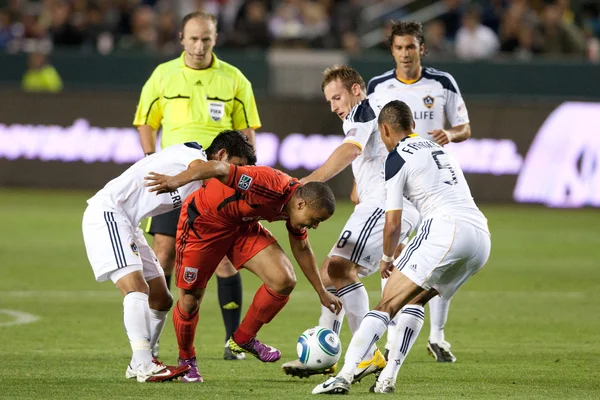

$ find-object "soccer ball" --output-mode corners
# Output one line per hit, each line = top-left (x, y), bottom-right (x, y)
(296, 326), (342, 369)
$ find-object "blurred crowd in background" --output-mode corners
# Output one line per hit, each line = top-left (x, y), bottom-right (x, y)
(1, 0), (599, 60)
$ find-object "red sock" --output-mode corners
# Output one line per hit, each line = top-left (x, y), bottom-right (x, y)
(233, 284), (289, 345)
(173, 301), (199, 360)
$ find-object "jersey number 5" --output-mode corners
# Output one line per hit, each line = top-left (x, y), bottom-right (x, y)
(432, 150), (458, 186)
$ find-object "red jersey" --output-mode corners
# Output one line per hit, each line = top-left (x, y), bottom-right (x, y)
(189, 165), (307, 239)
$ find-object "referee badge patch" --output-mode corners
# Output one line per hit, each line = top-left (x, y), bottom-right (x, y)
(184, 267), (198, 284)
(208, 101), (224, 121)
(237, 174), (253, 190)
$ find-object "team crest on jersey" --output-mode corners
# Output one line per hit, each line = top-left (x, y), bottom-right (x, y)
(237, 174), (253, 190)
(130, 242), (140, 257)
(184, 267), (198, 284)
(423, 95), (435, 109)
(208, 102), (224, 121)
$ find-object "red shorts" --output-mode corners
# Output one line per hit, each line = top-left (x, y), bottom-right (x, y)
(175, 204), (276, 290)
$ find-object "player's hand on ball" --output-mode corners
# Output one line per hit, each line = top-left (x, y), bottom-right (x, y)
(380, 260), (393, 279)
(319, 290), (342, 315)
(145, 172), (176, 194)
(429, 129), (451, 146)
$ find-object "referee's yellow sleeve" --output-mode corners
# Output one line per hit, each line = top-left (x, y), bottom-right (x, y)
(232, 74), (261, 130)
(133, 67), (163, 130)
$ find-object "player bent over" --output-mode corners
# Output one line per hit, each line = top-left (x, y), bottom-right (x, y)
(82, 130), (255, 382)
(282, 65), (420, 381)
(145, 164), (343, 383)
(312, 101), (490, 395)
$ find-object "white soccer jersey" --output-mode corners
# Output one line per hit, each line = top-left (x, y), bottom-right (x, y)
(385, 135), (488, 232)
(342, 92), (400, 205)
(86, 142), (207, 225)
(367, 67), (469, 140)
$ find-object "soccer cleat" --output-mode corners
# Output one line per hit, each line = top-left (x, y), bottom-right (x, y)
(282, 359), (337, 378)
(369, 378), (396, 394)
(427, 340), (457, 362)
(125, 364), (137, 379)
(352, 349), (387, 383)
(178, 357), (204, 383)
(125, 357), (166, 380)
(312, 376), (351, 395)
(136, 361), (190, 383)
(224, 345), (246, 360)
(227, 337), (281, 363)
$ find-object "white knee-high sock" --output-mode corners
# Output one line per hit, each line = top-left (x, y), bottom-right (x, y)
(381, 277), (400, 352)
(338, 310), (389, 381)
(318, 287), (345, 335)
(337, 282), (369, 334)
(123, 292), (152, 369)
(149, 308), (168, 351)
(428, 296), (451, 343)
(378, 305), (425, 383)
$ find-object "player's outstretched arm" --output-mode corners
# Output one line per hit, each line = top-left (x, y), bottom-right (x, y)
(429, 123), (471, 146)
(145, 160), (231, 194)
(301, 142), (361, 183)
(288, 233), (343, 314)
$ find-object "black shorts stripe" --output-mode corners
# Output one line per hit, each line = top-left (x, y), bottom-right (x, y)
(350, 208), (384, 264)
(396, 220), (431, 271)
(396, 219), (432, 272)
(104, 212), (126, 268)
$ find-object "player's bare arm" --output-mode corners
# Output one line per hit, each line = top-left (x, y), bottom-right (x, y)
(301, 142), (361, 183)
(429, 123), (471, 146)
(240, 127), (256, 147)
(380, 209), (403, 279)
(288, 233), (343, 314)
(138, 125), (158, 155)
(145, 160), (230, 194)
(350, 179), (360, 204)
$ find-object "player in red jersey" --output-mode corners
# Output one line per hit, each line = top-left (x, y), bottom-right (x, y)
(145, 161), (343, 382)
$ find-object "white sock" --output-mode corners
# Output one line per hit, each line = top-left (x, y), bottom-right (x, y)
(338, 310), (389, 381)
(378, 305), (425, 382)
(149, 308), (168, 351)
(318, 287), (345, 335)
(123, 292), (152, 369)
(381, 277), (400, 351)
(337, 282), (369, 333)
(429, 296), (451, 344)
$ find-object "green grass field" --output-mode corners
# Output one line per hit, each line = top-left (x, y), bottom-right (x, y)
(1, 188), (599, 399)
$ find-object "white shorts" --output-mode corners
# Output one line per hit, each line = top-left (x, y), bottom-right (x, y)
(328, 202), (420, 278)
(82, 205), (164, 284)
(394, 217), (491, 299)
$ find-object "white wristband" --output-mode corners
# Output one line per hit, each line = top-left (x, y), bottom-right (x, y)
(382, 254), (394, 263)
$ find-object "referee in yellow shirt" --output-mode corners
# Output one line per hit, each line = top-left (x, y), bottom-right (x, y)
(133, 11), (261, 361)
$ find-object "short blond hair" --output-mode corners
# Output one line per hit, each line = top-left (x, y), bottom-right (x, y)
(321, 65), (366, 93)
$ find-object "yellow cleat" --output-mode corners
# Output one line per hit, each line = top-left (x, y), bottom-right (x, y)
(352, 349), (386, 383)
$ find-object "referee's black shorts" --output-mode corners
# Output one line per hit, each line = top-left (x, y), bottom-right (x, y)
(144, 208), (181, 237)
